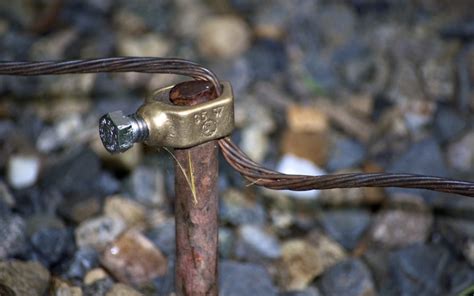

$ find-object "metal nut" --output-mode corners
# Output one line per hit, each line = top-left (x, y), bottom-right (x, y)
(99, 111), (148, 154)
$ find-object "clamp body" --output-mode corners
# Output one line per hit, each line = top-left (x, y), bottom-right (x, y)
(99, 81), (234, 153)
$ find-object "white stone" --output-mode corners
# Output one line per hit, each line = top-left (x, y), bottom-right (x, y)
(7, 155), (40, 189)
(276, 154), (326, 199)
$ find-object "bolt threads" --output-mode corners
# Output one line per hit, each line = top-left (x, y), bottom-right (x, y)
(130, 114), (149, 143)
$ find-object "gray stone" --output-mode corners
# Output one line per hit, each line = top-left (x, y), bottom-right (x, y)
(219, 227), (235, 259)
(246, 39), (287, 81)
(27, 215), (71, 267)
(438, 218), (474, 265)
(219, 260), (278, 296)
(126, 165), (166, 207)
(75, 216), (126, 250)
(235, 225), (281, 260)
(320, 209), (371, 250)
(370, 202), (433, 248)
(83, 277), (114, 296)
(389, 244), (451, 296)
(317, 4), (356, 48)
(327, 137), (366, 171)
(434, 106), (467, 142)
(447, 131), (474, 172)
(220, 189), (266, 226)
(42, 148), (102, 196)
(61, 247), (99, 280)
(152, 258), (175, 296)
(0, 214), (27, 259)
(0, 260), (50, 296)
(117, 0), (174, 33)
(146, 219), (176, 257)
(388, 138), (447, 199)
(362, 248), (398, 296)
(36, 113), (83, 152)
(319, 259), (376, 296)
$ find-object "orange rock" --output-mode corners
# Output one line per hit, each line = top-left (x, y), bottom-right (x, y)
(281, 130), (329, 166)
(101, 230), (167, 286)
(286, 105), (328, 133)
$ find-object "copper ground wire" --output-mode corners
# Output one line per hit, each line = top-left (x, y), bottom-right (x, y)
(0, 57), (473, 197)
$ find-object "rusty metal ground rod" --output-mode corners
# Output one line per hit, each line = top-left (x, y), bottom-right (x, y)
(170, 81), (220, 296)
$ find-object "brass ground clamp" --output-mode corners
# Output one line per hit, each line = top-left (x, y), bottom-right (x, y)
(99, 81), (234, 153)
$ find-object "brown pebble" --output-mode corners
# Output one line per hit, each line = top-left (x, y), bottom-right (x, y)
(101, 230), (167, 286)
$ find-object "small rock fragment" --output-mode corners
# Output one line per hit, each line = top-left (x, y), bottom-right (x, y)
(278, 232), (346, 291)
(370, 195), (433, 248)
(82, 278), (114, 296)
(281, 130), (329, 167)
(219, 260), (277, 296)
(434, 107), (466, 142)
(36, 113), (83, 152)
(219, 227), (235, 259)
(117, 33), (171, 57)
(146, 219), (175, 257)
(198, 15), (250, 59)
(0, 260), (50, 296)
(50, 277), (83, 296)
(320, 209), (371, 251)
(235, 225), (281, 260)
(319, 259), (376, 296)
(0, 181), (15, 207)
(75, 216), (126, 251)
(438, 218), (474, 266)
(240, 126), (270, 163)
(126, 166), (166, 207)
(306, 230), (347, 271)
(278, 239), (324, 291)
(0, 214), (27, 259)
(286, 105), (328, 133)
(7, 154), (40, 189)
(61, 247), (99, 280)
(84, 268), (108, 286)
(447, 131), (474, 171)
(105, 283), (142, 296)
(104, 196), (146, 228)
(389, 244), (451, 295)
(59, 197), (101, 224)
(326, 137), (366, 171)
(29, 222), (71, 267)
(220, 189), (266, 226)
(101, 230), (167, 286)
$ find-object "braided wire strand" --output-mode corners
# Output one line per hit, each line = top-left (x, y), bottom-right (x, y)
(218, 138), (474, 197)
(1, 57), (473, 197)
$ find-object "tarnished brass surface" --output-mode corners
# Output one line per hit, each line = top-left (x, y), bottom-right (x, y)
(137, 81), (234, 148)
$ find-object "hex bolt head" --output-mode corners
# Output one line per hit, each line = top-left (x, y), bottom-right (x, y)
(99, 111), (148, 154)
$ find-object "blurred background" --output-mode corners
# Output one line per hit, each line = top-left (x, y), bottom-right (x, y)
(0, 0), (473, 295)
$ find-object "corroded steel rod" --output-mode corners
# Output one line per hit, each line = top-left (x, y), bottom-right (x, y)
(170, 81), (219, 296)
